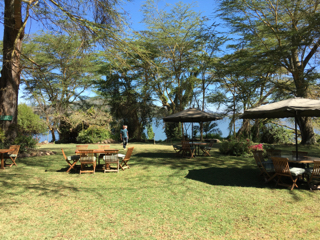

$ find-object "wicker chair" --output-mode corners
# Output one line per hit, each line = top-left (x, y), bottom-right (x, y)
(271, 157), (305, 190)
(79, 150), (96, 174)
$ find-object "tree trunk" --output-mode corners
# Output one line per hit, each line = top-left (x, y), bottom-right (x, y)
(296, 116), (316, 144)
(50, 128), (56, 142)
(0, 0), (24, 140)
(237, 119), (250, 138)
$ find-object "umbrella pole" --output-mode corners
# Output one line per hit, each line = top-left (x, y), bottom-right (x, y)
(192, 122), (194, 144)
(295, 112), (298, 159)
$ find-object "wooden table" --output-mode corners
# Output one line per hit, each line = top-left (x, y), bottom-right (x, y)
(0, 149), (11, 170)
(282, 155), (318, 168)
(189, 142), (207, 156)
(74, 149), (119, 171)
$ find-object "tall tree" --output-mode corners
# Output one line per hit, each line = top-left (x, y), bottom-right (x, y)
(218, 0), (320, 144)
(0, 0), (125, 140)
(21, 33), (101, 141)
(139, 0), (206, 138)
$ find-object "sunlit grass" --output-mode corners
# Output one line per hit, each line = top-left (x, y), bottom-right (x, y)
(0, 142), (320, 239)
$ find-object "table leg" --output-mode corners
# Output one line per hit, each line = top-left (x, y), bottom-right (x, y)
(1, 153), (4, 169)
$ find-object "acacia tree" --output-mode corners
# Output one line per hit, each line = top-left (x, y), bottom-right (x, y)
(139, 0), (206, 138)
(0, 0), (125, 140)
(21, 33), (101, 141)
(218, 0), (320, 144)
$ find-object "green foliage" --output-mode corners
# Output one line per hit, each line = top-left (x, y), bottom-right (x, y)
(219, 138), (251, 156)
(260, 125), (293, 144)
(0, 128), (6, 143)
(13, 135), (39, 153)
(146, 125), (154, 140)
(17, 104), (48, 135)
(76, 125), (111, 143)
(206, 132), (223, 140)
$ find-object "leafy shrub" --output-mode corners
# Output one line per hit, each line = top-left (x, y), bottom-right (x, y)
(76, 125), (111, 143)
(219, 138), (252, 156)
(17, 104), (48, 135)
(260, 125), (293, 144)
(13, 135), (39, 152)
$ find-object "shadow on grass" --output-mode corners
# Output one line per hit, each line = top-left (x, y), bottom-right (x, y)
(185, 167), (312, 191)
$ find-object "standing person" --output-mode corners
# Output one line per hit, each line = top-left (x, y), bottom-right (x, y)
(120, 125), (129, 149)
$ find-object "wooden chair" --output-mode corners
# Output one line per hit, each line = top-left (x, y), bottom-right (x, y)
(271, 157), (305, 190)
(4, 145), (20, 167)
(173, 144), (182, 156)
(200, 141), (214, 156)
(253, 150), (275, 183)
(117, 147), (134, 170)
(61, 149), (80, 173)
(76, 145), (89, 154)
(181, 141), (195, 158)
(79, 150), (96, 174)
(307, 160), (320, 190)
(97, 145), (110, 164)
(103, 154), (119, 173)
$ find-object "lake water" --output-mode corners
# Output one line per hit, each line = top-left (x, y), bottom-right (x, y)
(37, 118), (239, 142)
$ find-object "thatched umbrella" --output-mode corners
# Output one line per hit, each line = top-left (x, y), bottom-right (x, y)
(163, 108), (222, 141)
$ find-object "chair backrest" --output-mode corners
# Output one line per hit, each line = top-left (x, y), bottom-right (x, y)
(98, 145), (110, 149)
(253, 151), (264, 167)
(61, 149), (67, 160)
(271, 157), (290, 175)
(9, 145), (20, 155)
(78, 149), (94, 159)
(124, 147), (134, 160)
(266, 149), (281, 158)
(76, 145), (89, 150)
(311, 160), (320, 179)
(292, 151), (308, 159)
(181, 141), (191, 150)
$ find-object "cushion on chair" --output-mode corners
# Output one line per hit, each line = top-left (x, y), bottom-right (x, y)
(79, 157), (96, 162)
(3, 153), (17, 158)
(289, 167), (305, 176)
(67, 155), (80, 161)
(262, 161), (274, 172)
(117, 154), (126, 160)
(173, 145), (182, 150)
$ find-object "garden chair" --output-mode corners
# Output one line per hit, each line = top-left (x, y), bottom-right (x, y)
(253, 150), (275, 183)
(173, 144), (182, 156)
(117, 147), (134, 170)
(103, 154), (119, 173)
(61, 148), (80, 173)
(79, 150), (96, 174)
(76, 145), (89, 154)
(4, 145), (20, 167)
(306, 160), (320, 190)
(200, 141), (214, 156)
(181, 141), (195, 158)
(97, 145), (110, 164)
(271, 157), (305, 190)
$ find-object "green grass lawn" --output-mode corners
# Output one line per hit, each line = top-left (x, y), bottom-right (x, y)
(1, 142), (320, 239)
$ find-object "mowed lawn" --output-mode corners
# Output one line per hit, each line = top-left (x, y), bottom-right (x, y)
(1, 142), (320, 239)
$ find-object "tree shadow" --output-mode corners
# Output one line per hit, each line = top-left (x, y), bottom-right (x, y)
(185, 167), (311, 190)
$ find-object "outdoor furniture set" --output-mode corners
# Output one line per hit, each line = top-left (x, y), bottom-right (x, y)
(62, 145), (134, 174)
(253, 150), (320, 190)
(173, 141), (214, 158)
(0, 145), (20, 170)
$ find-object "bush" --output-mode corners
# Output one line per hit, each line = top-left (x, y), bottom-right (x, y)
(219, 138), (252, 156)
(260, 124), (293, 144)
(76, 125), (111, 143)
(17, 104), (48, 135)
(13, 135), (39, 152)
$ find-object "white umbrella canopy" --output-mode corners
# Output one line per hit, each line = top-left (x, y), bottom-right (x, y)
(240, 97), (320, 158)
(240, 98), (320, 119)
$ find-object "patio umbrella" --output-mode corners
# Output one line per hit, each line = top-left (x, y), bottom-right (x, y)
(240, 97), (320, 158)
(163, 108), (222, 140)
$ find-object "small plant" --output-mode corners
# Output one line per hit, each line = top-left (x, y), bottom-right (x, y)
(13, 135), (39, 152)
(219, 138), (252, 156)
(76, 125), (111, 143)
(250, 143), (263, 151)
